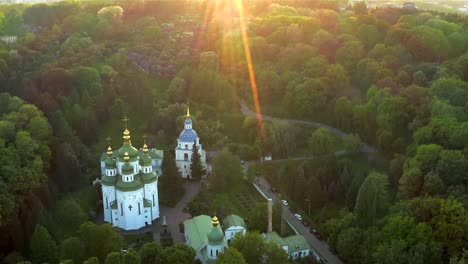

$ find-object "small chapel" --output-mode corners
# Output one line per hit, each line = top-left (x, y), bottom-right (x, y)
(175, 107), (207, 178)
(100, 120), (162, 230)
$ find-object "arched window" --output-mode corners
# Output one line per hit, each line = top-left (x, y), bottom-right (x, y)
(184, 153), (189, 161)
(185, 144), (188, 149)
(210, 249), (213, 257)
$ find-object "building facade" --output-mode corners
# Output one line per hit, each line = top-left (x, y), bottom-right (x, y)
(100, 126), (161, 230)
(175, 107), (207, 178)
(222, 214), (247, 243)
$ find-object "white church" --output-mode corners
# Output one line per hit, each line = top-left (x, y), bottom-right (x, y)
(175, 107), (207, 178)
(100, 122), (162, 230)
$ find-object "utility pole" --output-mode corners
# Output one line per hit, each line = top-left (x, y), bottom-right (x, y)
(305, 197), (311, 216)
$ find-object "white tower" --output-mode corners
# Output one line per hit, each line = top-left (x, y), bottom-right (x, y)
(175, 107), (207, 178)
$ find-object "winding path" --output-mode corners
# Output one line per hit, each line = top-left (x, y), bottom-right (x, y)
(240, 100), (375, 153)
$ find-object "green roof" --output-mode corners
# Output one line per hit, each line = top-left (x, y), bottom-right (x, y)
(207, 225), (224, 245)
(117, 143), (139, 161)
(183, 215), (213, 252)
(141, 172), (158, 183)
(116, 175), (143, 192)
(105, 157), (116, 168)
(140, 154), (152, 166)
(283, 235), (310, 253)
(143, 198), (152, 208)
(101, 175), (117, 186)
(264, 232), (287, 248)
(222, 214), (245, 229)
(121, 162), (134, 175)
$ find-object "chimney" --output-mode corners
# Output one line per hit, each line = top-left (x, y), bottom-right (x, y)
(267, 198), (273, 233)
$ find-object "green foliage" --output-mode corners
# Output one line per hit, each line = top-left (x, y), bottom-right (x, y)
(308, 127), (338, 155)
(158, 243), (195, 264)
(139, 242), (162, 264)
(0, 93), (51, 226)
(216, 247), (246, 264)
(160, 151), (184, 206)
(230, 231), (288, 264)
(30, 225), (58, 264)
(54, 197), (87, 238)
(211, 149), (242, 191)
(79, 222), (124, 262)
(190, 140), (205, 180)
(355, 172), (390, 227)
(105, 252), (122, 264)
(60, 236), (85, 264)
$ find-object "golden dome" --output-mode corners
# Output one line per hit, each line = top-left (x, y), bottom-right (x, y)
(107, 146), (113, 157)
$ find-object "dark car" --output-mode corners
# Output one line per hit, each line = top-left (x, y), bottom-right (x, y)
(302, 220), (310, 227)
(311, 229), (323, 240)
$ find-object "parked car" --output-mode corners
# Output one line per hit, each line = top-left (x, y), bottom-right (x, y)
(270, 187), (278, 192)
(311, 229), (323, 240)
(302, 220), (310, 227)
(281, 200), (288, 206)
(294, 213), (303, 221)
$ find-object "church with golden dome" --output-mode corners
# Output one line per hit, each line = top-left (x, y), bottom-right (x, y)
(99, 119), (162, 230)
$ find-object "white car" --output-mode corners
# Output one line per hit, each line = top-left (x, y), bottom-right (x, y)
(281, 200), (288, 206)
(295, 214), (303, 221)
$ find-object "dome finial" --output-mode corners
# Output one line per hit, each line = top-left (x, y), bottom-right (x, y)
(212, 215), (219, 227)
(122, 116), (131, 144)
(186, 105), (190, 117)
(124, 151), (130, 162)
(122, 116), (129, 128)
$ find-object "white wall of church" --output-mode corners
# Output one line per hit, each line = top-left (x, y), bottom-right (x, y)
(144, 181), (159, 220)
(102, 185), (116, 223)
(225, 226), (246, 241)
(115, 189), (146, 230)
(207, 244), (224, 260)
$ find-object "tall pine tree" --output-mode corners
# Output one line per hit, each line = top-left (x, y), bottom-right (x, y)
(190, 140), (205, 180)
(160, 151), (184, 205)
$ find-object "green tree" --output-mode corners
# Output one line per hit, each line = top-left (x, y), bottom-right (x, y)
(211, 149), (242, 191)
(123, 248), (140, 264)
(139, 242), (162, 264)
(54, 197), (87, 237)
(336, 227), (363, 262)
(60, 236), (84, 264)
(30, 225), (58, 264)
(216, 247), (246, 264)
(230, 231), (266, 264)
(167, 77), (187, 103)
(83, 257), (99, 264)
(158, 244), (195, 264)
(246, 203), (267, 233)
(160, 152), (184, 205)
(105, 252), (122, 264)
(79, 222), (124, 261)
(308, 127), (337, 155)
(355, 172), (390, 227)
(190, 140), (205, 180)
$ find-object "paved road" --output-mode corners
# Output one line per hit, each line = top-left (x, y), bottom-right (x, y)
(240, 100), (375, 153)
(254, 176), (342, 264)
(158, 181), (201, 243)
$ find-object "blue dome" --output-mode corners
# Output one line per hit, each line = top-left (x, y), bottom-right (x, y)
(185, 118), (192, 124)
(179, 129), (198, 143)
